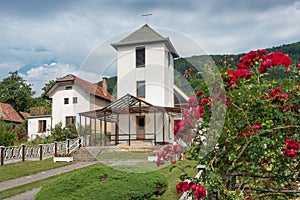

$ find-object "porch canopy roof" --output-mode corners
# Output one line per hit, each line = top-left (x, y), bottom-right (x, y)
(79, 94), (182, 122)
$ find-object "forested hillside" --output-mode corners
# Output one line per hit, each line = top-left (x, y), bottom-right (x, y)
(98, 41), (300, 96)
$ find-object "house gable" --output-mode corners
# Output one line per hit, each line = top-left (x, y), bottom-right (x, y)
(44, 74), (115, 102)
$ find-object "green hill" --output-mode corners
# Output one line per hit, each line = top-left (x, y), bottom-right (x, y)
(98, 41), (300, 97)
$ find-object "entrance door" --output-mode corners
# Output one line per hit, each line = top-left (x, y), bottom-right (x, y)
(136, 116), (145, 140)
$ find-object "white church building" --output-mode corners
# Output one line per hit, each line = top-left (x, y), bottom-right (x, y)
(79, 24), (188, 145)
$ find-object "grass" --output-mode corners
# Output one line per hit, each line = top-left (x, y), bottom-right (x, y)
(153, 159), (198, 200)
(36, 160), (198, 200)
(0, 157), (198, 199)
(0, 158), (72, 182)
(36, 163), (168, 200)
(97, 151), (152, 160)
(0, 177), (52, 199)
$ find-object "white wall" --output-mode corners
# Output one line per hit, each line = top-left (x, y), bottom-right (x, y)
(28, 116), (52, 140)
(50, 83), (90, 128)
(116, 42), (174, 107)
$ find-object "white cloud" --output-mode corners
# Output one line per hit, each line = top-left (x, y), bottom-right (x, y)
(1, 0), (300, 91)
(21, 62), (78, 96)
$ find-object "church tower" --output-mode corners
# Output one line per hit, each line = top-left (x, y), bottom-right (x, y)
(111, 24), (179, 107)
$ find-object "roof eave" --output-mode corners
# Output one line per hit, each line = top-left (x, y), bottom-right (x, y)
(111, 39), (179, 58)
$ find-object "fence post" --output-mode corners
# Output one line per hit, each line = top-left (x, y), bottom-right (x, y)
(54, 141), (57, 155)
(79, 137), (82, 148)
(67, 139), (70, 153)
(39, 144), (43, 160)
(0, 146), (4, 166)
(22, 144), (25, 162)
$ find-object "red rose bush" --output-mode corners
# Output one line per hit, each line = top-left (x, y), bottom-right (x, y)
(169, 50), (300, 199)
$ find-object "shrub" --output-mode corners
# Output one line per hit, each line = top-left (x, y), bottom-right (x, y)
(51, 122), (78, 141)
(0, 120), (16, 146)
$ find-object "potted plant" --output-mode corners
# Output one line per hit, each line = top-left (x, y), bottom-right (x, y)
(53, 152), (73, 162)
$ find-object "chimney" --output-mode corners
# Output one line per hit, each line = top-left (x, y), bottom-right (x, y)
(102, 77), (108, 96)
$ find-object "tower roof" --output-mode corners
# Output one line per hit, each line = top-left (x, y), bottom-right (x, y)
(111, 24), (179, 58)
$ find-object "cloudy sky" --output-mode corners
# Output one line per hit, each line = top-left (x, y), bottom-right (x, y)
(0, 0), (299, 96)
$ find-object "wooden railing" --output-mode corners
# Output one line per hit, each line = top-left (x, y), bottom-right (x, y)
(109, 133), (156, 146)
(0, 137), (83, 166)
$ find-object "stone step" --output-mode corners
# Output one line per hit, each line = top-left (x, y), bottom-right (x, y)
(73, 147), (97, 162)
(117, 141), (155, 147)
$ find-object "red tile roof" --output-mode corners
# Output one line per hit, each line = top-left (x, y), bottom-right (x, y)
(19, 111), (30, 119)
(45, 74), (115, 102)
(0, 102), (23, 123)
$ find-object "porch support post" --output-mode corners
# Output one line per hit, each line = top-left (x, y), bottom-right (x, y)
(84, 116), (87, 146)
(104, 111), (107, 146)
(100, 119), (102, 146)
(89, 117), (92, 146)
(79, 115), (82, 137)
(128, 112), (131, 146)
(115, 114), (119, 145)
(94, 118), (96, 146)
(139, 101), (142, 115)
(154, 111), (157, 145)
(162, 112), (165, 144)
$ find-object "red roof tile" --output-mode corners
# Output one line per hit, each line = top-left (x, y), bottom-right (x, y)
(0, 102), (23, 123)
(19, 111), (30, 119)
(45, 74), (115, 102)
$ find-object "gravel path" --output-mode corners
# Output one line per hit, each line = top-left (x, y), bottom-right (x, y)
(3, 187), (42, 200)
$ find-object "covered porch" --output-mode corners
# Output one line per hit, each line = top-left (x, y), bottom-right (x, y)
(79, 94), (182, 146)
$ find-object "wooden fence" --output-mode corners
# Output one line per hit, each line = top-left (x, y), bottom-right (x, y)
(0, 137), (82, 166)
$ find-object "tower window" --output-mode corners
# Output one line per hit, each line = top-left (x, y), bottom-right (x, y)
(136, 47), (145, 68)
(73, 97), (78, 104)
(136, 81), (145, 98)
(64, 98), (69, 104)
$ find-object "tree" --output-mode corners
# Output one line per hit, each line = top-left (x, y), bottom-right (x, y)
(41, 79), (55, 95)
(31, 80), (55, 107)
(0, 120), (16, 146)
(0, 71), (35, 112)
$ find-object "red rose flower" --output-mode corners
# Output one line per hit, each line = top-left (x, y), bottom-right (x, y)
(253, 124), (261, 132)
(196, 91), (204, 97)
(200, 98), (209, 105)
(188, 96), (198, 107)
(193, 185), (206, 200)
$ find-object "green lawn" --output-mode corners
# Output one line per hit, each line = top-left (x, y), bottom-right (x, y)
(97, 151), (152, 160)
(36, 160), (198, 200)
(0, 158), (198, 200)
(36, 163), (168, 200)
(0, 158), (72, 182)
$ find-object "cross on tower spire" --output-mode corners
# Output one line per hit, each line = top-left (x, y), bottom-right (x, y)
(141, 13), (152, 24)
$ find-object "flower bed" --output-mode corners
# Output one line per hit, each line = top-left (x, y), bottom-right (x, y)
(53, 156), (73, 162)
(53, 152), (73, 162)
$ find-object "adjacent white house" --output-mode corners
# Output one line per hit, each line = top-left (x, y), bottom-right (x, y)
(79, 24), (188, 145)
(27, 75), (114, 140)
